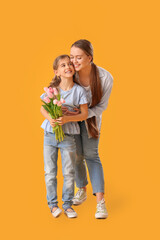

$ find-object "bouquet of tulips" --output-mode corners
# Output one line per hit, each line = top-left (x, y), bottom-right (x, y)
(41, 87), (65, 142)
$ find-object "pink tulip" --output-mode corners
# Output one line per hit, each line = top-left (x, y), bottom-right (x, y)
(48, 87), (54, 93)
(60, 98), (65, 103)
(53, 88), (59, 96)
(57, 101), (62, 107)
(44, 96), (51, 103)
(46, 90), (54, 98)
(53, 99), (58, 105)
(44, 87), (48, 92)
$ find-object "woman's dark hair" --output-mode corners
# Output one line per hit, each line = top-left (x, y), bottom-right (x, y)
(71, 39), (102, 138)
(48, 54), (70, 88)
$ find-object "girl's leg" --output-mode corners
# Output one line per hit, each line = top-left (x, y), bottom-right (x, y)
(58, 135), (77, 210)
(44, 138), (58, 211)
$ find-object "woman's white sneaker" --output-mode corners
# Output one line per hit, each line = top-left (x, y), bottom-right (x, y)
(72, 188), (87, 205)
(51, 207), (62, 218)
(95, 198), (108, 219)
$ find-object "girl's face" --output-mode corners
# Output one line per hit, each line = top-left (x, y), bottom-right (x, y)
(55, 57), (75, 78)
(70, 46), (92, 71)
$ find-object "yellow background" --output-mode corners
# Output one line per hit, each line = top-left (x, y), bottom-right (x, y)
(1, 0), (160, 239)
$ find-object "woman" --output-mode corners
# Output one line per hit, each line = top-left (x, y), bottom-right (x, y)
(60, 39), (113, 219)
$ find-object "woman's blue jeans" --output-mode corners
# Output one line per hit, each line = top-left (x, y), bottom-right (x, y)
(43, 132), (76, 211)
(74, 121), (105, 195)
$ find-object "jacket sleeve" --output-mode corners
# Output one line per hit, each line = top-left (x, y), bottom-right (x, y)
(87, 72), (113, 119)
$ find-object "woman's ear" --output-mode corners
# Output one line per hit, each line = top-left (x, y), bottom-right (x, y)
(88, 55), (93, 63)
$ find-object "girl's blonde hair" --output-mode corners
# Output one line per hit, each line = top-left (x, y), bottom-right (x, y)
(48, 54), (70, 88)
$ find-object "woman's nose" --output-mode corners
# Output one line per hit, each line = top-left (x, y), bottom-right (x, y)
(73, 58), (78, 64)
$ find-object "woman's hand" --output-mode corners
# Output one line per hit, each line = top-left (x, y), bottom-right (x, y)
(56, 104), (88, 125)
(65, 108), (80, 115)
(61, 106), (68, 115)
(61, 106), (80, 116)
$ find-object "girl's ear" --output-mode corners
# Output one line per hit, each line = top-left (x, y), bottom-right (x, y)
(54, 70), (59, 76)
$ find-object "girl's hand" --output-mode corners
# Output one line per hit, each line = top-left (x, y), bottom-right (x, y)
(49, 118), (57, 127)
(56, 116), (68, 125)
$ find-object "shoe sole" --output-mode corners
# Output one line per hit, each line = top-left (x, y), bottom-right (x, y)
(95, 213), (108, 219)
(52, 209), (62, 218)
(64, 211), (77, 218)
(73, 196), (87, 205)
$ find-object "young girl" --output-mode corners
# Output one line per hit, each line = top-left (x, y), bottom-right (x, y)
(40, 55), (88, 218)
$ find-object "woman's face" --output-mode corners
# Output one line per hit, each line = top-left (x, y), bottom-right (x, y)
(70, 46), (92, 71)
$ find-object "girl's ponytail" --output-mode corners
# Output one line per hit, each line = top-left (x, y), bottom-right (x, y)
(48, 75), (61, 88)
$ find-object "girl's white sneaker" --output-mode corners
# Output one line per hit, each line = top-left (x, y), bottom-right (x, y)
(95, 198), (108, 219)
(51, 207), (62, 218)
(64, 208), (77, 218)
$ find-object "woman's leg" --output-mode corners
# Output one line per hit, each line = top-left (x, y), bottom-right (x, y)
(74, 133), (88, 188)
(80, 121), (105, 199)
(79, 122), (108, 218)
(73, 122), (108, 217)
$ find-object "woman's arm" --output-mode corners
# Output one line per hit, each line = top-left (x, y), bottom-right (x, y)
(61, 106), (80, 115)
(56, 104), (88, 125)
(40, 106), (56, 127)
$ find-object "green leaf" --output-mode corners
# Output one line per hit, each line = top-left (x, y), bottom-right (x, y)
(42, 105), (50, 113)
(57, 93), (61, 101)
(41, 101), (52, 114)
(41, 99), (49, 105)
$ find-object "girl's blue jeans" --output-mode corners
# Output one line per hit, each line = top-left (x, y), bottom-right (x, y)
(74, 121), (105, 195)
(43, 131), (76, 211)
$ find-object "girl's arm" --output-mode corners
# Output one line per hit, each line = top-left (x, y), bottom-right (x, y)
(40, 106), (56, 127)
(56, 104), (88, 125)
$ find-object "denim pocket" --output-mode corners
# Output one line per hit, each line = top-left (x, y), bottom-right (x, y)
(44, 131), (54, 136)
(44, 131), (57, 146)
